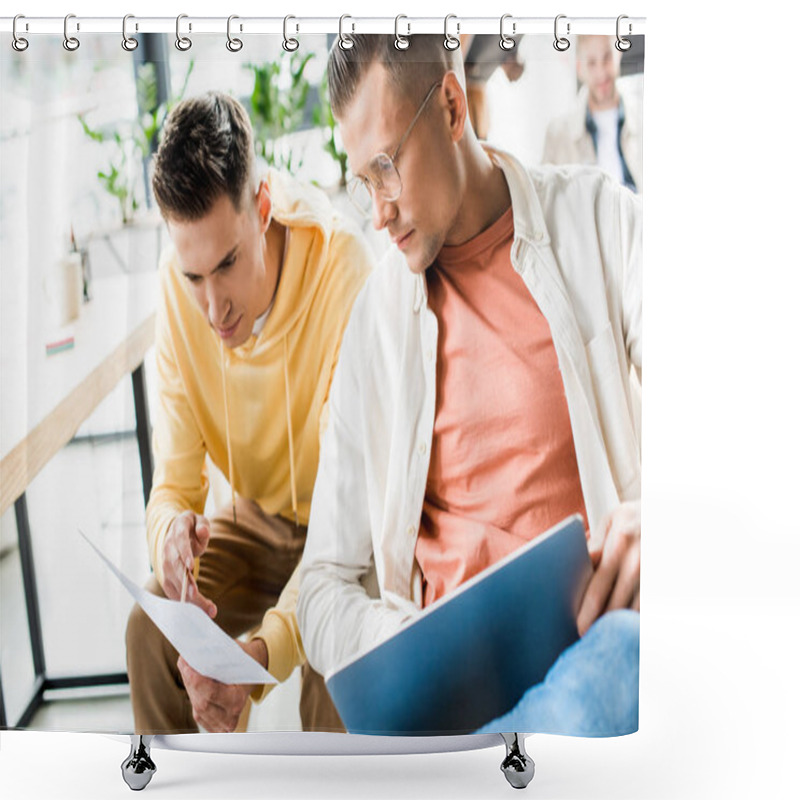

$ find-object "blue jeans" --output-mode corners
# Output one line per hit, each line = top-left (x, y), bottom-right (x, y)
(476, 609), (640, 736)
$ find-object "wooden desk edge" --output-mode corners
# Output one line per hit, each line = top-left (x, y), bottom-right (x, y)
(0, 314), (156, 517)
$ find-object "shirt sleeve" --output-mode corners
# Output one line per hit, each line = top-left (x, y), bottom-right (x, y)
(316, 223), (373, 441)
(618, 185), (643, 379)
(250, 222), (375, 700)
(145, 267), (209, 586)
(247, 563), (306, 703)
(297, 290), (412, 677)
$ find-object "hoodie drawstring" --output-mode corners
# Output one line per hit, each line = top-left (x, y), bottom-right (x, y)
(220, 337), (237, 525)
(217, 217), (296, 532)
(283, 334), (299, 529)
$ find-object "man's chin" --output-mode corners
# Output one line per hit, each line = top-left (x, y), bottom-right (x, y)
(404, 259), (429, 275)
(402, 247), (437, 275)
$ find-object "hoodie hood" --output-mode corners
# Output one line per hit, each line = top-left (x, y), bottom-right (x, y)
(216, 167), (336, 524)
(229, 168), (340, 357)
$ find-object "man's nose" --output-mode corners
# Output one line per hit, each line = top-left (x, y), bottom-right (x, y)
(207, 283), (230, 327)
(371, 193), (396, 231)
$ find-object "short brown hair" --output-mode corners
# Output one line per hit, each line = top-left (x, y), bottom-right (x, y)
(151, 91), (254, 222)
(328, 34), (465, 117)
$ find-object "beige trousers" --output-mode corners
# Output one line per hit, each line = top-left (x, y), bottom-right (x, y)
(126, 499), (344, 734)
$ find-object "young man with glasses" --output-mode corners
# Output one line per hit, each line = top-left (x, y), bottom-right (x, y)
(297, 36), (642, 734)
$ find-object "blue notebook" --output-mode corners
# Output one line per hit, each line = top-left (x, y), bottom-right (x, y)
(326, 514), (593, 735)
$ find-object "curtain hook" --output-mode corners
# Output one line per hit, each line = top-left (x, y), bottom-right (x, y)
(616, 15), (632, 52)
(338, 15), (354, 50)
(122, 14), (139, 52)
(12, 14), (29, 52)
(443, 14), (460, 51)
(553, 14), (570, 52)
(283, 14), (300, 53)
(499, 14), (516, 51)
(226, 15), (243, 52)
(63, 13), (80, 52)
(282, 15), (299, 52)
(175, 14), (192, 51)
(394, 14), (410, 51)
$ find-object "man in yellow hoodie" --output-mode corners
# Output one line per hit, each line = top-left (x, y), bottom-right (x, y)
(125, 91), (372, 734)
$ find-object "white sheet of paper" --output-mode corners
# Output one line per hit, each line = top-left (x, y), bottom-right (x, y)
(80, 531), (277, 686)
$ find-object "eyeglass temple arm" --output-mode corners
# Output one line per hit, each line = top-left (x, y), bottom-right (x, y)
(390, 81), (443, 161)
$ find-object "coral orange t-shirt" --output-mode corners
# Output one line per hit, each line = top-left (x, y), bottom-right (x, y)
(416, 206), (588, 607)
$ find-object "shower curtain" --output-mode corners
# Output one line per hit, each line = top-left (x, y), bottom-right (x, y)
(0, 16), (644, 744)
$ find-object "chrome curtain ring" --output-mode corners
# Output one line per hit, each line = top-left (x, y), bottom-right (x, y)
(394, 14), (410, 51)
(226, 15), (243, 52)
(553, 14), (570, 52)
(338, 15), (354, 50)
(12, 14), (29, 52)
(63, 13), (80, 52)
(175, 14), (192, 51)
(499, 14), (515, 51)
(616, 15), (632, 52)
(443, 14), (460, 51)
(122, 14), (139, 51)
(282, 15), (299, 52)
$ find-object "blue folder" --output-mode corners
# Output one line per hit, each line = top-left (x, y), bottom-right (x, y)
(325, 514), (593, 735)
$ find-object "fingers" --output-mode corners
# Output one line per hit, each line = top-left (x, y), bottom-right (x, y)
(606, 539), (640, 612)
(161, 513), (216, 617)
(171, 511), (211, 566)
(577, 561), (615, 636)
(162, 538), (191, 601)
(173, 513), (197, 571)
(173, 566), (217, 618)
(577, 502), (642, 635)
(177, 657), (246, 732)
(587, 511), (613, 566)
(191, 514), (211, 557)
(188, 581), (218, 619)
(162, 513), (197, 598)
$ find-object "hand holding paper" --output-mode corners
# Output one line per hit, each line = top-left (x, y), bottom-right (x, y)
(177, 637), (268, 732)
(80, 531), (277, 686)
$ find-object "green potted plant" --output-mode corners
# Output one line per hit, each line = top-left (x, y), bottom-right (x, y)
(246, 50), (314, 173)
(313, 69), (348, 188)
(78, 61), (194, 225)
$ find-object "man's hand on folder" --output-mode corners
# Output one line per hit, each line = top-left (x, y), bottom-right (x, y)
(577, 500), (641, 637)
(162, 511), (217, 619)
(177, 638), (268, 732)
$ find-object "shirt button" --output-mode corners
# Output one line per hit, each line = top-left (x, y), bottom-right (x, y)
(418, 441), (427, 456)
(406, 524), (416, 538)
(534, 230), (544, 242)
(426, 349), (434, 361)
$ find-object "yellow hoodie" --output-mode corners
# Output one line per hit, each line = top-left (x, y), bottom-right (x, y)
(145, 169), (372, 694)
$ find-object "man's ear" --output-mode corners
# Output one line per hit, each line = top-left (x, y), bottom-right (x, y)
(256, 181), (272, 232)
(442, 71), (468, 143)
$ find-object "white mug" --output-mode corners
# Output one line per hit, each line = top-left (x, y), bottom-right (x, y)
(45, 252), (83, 326)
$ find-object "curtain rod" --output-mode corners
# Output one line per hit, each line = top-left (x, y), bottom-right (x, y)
(1, 15), (646, 37)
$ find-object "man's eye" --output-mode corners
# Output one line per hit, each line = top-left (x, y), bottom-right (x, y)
(185, 274), (201, 284)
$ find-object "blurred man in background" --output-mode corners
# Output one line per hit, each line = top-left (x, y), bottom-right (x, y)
(543, 35), (642, 193)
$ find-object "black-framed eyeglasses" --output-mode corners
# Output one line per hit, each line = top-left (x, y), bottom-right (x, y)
(347, 82), (442, 217)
